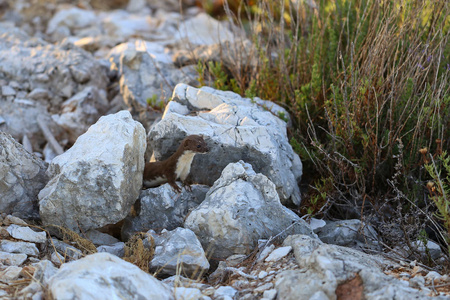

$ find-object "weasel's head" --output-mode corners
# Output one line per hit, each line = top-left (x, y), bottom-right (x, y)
(182, 135), (209, 153)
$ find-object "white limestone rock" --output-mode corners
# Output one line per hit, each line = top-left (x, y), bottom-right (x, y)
(53, 86), (109, 143)
(280, 234), (444, 300)
(0, 132), (48, 219)
(0, 240), (39, 256)
(0, 251), (27, 266)
(149, 84), (302, 205)
(175, 13), (237, 46)
(265, 246), (292, 262)
(0, 26), (108, 111)
(108, 41), (198, 111)
(6, 224), (46, 243)
(185, 161), (315, 259)
(149, 228), (210, 278)
(39, 111), (146, 232)
(47, 252), (174, 300)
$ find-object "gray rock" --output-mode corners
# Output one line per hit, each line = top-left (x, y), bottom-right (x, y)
(47, 252), (174, 300)
(185, 161), (315, 260)
(173, 287), (206, 300)
(149, 228), (210, 278)
(0, 26), (108, 112)
(0, 251), (27, 266)
(412, 239), (442, 260)
(46, 7), (97, 37)
(0, 99), (63, 151)
(53, 86), (109, 143)
(122, 184), (209, 239)
(108, 41), (198, 112)
(39, 111), (146, 232)
(275, 269), (337, 300)
(149, 84), (302, 205)
(33, 260), (58, 284)
(315, 219), (379, 250)
(97, 242), (125, 257)
(175, 13), (237, 46)
(6, 224), (46, 243)
(280, 234), (443, 300)
(85, 230), (120, 246)
(0, 132), (48, 219)
(27, 88), (50, 101)
(265, 246), (292, 262)
(50, 239), (83, 260)
(0, 240), (39, 256)
(214, 286), (237, 300)
(0, 266), (22, 282)
(2, 85), (16, 96)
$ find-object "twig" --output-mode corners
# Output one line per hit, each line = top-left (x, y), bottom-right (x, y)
(223, 267), (257, 280)
(37, 116), (64, 155)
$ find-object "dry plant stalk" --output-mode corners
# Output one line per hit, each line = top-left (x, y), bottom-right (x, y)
(123, 232), (155, 273)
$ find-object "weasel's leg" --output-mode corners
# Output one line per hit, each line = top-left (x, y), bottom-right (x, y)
(168, 180), (182, 193)
(182, 181), (192, 192)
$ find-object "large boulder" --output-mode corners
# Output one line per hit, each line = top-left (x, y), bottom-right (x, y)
(39, 111), (146, 232)
(184, 161), (315, 260)
(47, 252), (174, 300)
(149, 84), (302, 205)
(0, 132), (48, 219)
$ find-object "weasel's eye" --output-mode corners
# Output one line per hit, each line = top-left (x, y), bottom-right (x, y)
(197, 145), (201, 148)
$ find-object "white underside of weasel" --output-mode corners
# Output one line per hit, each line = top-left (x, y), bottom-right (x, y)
(175, 151), (196, 181)
(143, 176), (166, 187)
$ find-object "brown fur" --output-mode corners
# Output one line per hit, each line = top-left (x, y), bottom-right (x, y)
(143, 135), (209, 192)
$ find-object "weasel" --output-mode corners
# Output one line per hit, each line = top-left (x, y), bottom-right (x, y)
(143, 135), (209, 192)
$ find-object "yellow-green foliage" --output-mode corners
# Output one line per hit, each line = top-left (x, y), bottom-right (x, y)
(425, 151), (450, 250)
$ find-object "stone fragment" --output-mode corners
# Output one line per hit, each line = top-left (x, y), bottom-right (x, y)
(149, 228), (209, 278)
(53, 86), (109, 143)
(185, 161), (315, 259)
(265, 246), (292, 262)
(0, 266), (22, 282)
(175, 13), (237, 46)
(315, 219), (379, 250)
(85, 230), (120, 246)
(0, 240), (39, 256)
(47, 252), (174, 300)
(97, 242), (125, 257)
(214, 286), (237, 300)
(0, 132), (49, 219)
(0, 251), (27, 266)
(2, 86), (16, 96)
(6, 224), (46, 243)
(39, 111), (146, 232)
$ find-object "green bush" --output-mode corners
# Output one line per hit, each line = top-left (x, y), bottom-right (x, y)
(200, 0), (450, 268)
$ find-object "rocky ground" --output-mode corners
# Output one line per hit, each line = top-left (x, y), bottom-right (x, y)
(0, 0), (449, 299)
